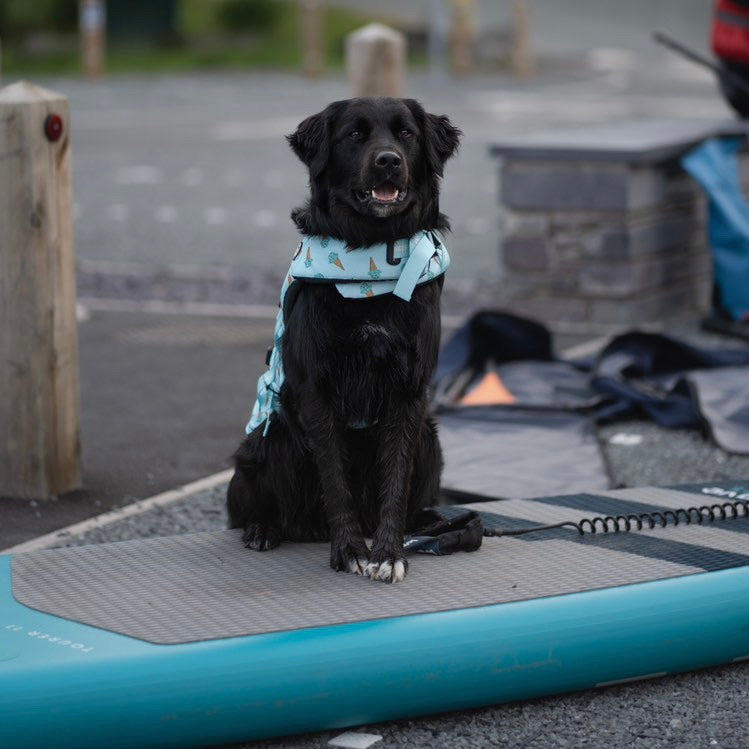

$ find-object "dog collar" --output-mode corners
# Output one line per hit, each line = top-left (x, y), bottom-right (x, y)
(245, 231), (450, 435)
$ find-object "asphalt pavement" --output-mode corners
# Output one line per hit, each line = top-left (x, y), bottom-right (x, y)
(2, 46), (749, 749)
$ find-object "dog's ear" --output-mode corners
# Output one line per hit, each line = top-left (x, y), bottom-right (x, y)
(287, 112), (328, 177)
(287, 102), (343, 179)
(405, 100), (462, 177)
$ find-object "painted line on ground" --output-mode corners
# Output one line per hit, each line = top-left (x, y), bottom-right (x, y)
(78, 297), (280, 319)
(1, 469), (233, 556)
(79, 297), (474, 329)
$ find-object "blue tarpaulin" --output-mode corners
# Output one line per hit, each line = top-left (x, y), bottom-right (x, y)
(682, 137), (749, 322)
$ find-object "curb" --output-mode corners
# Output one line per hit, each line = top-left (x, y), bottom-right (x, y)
(1, 469), (233, 555)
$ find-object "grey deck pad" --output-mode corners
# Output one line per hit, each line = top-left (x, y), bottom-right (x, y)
(12, 485), (749, 645)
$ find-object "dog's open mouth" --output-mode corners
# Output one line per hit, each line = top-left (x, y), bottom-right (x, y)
(355, 182), (408, 205)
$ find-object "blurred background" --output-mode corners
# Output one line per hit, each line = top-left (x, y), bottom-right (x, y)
(0, 0), (711, 76)
(0, 1), (727, 290)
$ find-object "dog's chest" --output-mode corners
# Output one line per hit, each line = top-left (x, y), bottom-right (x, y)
(336, 320), (408, 425)
(337, 315), (408, 375)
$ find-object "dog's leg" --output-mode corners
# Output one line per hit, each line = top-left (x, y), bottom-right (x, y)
(299, 399), (371, 575)
(406, 416), (443, 521)
(227, 464), (282, 551)
(365, 398), (428, 583)
(227, 427), (290, 551)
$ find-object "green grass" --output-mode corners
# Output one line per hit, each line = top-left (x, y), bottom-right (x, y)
(1, 2), (392, 77)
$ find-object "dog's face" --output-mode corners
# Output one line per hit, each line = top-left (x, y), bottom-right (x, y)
(288, 97), (461, 246)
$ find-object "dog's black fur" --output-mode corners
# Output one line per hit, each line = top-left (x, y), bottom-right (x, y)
(227, 97), (461, 583)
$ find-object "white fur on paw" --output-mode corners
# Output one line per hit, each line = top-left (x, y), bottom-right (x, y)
(348, 556), (369, 575)
(365, 559), (407, 583)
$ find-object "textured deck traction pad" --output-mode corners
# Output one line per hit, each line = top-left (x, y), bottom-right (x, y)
(12, 483), (749, 645)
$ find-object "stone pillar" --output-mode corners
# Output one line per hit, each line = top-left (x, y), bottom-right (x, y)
(490, 119), (749, 333)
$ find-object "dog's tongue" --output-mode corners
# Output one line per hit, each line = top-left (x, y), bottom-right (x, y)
(373, 184), (399, 202)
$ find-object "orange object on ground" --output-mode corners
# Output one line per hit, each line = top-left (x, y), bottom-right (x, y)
(459, 371), (516, 406)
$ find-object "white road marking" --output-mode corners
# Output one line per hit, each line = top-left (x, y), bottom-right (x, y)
(115, 165), (162, 185)
(213, 117), (302, 142)
(253, 209), (277, 228)
(76, 297), (280, 319)
(155, 205), (178, 223)
(181, 167), (204, 187)
(107, 203), (130, 222)
(223, 168), (246, 187)
(204, 207), (227, 225)
(264, 169), (285, 189)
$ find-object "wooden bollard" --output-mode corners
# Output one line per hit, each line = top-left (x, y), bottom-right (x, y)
(450, 0), (476, 75)
(345, 23), (406, 98)
(0, 81), (81, 499)
(80, 0), (106, 80)
(300, 0), (324, 78)
(510, 0), (535, 79)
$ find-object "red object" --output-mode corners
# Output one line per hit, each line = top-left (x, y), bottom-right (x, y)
(44, 113), (64, 142)
(713, 0), (749, 63)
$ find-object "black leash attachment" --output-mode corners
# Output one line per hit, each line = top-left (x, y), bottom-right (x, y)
(404, 509), (484, 556)
(405, 498), (749, 553)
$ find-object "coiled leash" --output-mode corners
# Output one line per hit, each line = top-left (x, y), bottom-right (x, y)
(404, 495), (749, 556)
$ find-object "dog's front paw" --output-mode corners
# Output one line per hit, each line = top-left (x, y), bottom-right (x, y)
(365, 556), (408, 584)
(330, 538), (370, 575)
(242, 523), (281, 551)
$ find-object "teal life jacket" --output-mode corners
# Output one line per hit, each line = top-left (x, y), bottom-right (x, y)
(246, 230), (450, 435)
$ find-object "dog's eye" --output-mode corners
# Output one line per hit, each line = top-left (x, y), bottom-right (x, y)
(399, 128), (413, 139)
(348, 130), (363, 141)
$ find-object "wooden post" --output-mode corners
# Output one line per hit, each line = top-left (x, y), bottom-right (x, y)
(345, 23), (406, 98)
(450, 0), (476, 75)
(0, 81), (81, 499)
(510, 0), (535, 79)
(80, 0), (106, 80)
(300, 0), (324, 78)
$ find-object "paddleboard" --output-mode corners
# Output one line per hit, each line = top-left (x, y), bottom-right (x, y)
(2, 480), (749, 749)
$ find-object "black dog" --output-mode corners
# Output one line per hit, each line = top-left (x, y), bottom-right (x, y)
(227, 97), (461, 583)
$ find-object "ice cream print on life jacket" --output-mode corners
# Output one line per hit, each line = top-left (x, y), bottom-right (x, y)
(246, 230), (449, 435)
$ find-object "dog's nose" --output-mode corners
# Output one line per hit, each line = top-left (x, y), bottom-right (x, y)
(374, 151), (402, 169)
